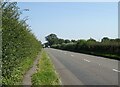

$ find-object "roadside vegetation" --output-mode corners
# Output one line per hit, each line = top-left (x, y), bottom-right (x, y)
(2, 2), (42, 85)
(32, 50), (61, 85)
(45, 34), (120, 60)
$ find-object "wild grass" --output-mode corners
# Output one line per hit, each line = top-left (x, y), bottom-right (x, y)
(32, 51), (61, 85)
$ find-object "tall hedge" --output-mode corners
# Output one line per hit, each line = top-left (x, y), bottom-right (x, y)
(2, 2), (42, 84)
(51, 40), (120, 58)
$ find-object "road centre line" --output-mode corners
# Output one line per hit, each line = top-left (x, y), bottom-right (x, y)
(84, 59), (91, 62)
(112, 69), (120, 72)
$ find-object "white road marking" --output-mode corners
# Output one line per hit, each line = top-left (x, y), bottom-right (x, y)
(112, 69), (120, 72)
(84, 59), (90, 62)
(71, 55), (74, 57)
(64, 53), (67, 54)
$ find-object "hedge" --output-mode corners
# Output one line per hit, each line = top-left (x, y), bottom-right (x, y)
(51, 41), (120, 59)
(2, 2), (42, 84)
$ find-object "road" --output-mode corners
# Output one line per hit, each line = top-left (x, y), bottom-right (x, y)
(45, 48), (119, 85)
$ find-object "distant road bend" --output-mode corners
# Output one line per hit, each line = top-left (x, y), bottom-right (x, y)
(45, 48), (119, 85)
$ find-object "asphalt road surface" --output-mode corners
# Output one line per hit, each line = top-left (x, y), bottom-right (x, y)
(45, 48), (119, 85)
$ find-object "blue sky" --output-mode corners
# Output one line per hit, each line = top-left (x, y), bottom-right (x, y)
(18, 2), (118, 43)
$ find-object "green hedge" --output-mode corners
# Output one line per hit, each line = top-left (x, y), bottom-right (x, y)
(51, 41), (120, 59)
(2, 2), (42, 84)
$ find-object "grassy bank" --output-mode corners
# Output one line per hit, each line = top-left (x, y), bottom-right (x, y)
(32, 50), (61, 85)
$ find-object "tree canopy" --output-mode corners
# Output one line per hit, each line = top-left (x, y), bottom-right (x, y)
(45, 34), (58, 47)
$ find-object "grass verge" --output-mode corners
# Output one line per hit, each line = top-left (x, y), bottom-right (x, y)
(32, 50), (61, 85)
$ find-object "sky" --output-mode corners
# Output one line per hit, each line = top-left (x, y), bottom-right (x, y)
(17, 2), (118, 43)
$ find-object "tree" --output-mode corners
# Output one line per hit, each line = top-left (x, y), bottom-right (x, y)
(65, 39), (70, 43)
(58, 39), (64, 44)
(87, 38), (96, 42)
(71, 40), (76, 43)
(45, 34), (58, 46)
(101, 37), (110, 42)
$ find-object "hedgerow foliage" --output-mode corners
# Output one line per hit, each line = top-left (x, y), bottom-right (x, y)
(45, 34), (120, 59)
(2, 2), (41, 84)
(52, 40), (120, 57)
